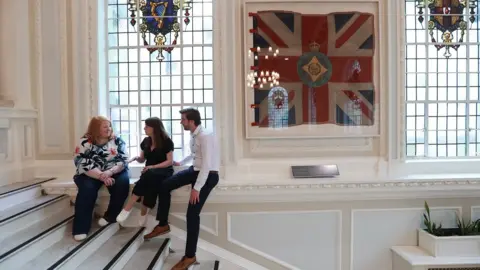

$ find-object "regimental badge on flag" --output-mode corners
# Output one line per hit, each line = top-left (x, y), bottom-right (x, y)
(251, 11), (375, 128)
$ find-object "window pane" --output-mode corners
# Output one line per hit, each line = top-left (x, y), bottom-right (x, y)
(404, 3), (479, 158)
(107, 1), (214, 158)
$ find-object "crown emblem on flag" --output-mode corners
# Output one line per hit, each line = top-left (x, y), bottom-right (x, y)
(309, 41), (320, 52)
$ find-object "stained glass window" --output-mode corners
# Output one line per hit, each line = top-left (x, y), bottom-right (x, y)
(404, 0), (480, 158)
(343, 100), (362, 125)
(107, 0), (214, 159)
(267, 87), (289, 128)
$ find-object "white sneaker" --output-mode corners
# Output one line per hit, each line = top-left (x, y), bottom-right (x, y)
(116, 209), (131, 223)
(98, 218), (108, 227)
(74, 234), (87, 241)
(138, 214), (148, 227)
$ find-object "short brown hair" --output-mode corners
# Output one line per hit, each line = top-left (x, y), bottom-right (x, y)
(179, 107), (201, 126)
(84, 116), (115, 144)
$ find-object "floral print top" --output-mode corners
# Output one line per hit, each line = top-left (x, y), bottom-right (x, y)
(74, 136), (129, 177)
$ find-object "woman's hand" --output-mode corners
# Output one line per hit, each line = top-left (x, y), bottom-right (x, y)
(102, 177), (115, 186)
(173, 161), (181, 166)
(99, 170), (113, 181)
(142, 165), (152, 173)
(128, 156), (138, 164)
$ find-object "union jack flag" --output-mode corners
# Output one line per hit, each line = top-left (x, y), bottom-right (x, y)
(251, 11), (375, 127)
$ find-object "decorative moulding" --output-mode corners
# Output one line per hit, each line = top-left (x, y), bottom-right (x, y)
(0, 108), (37, 119)
(226, 210), (342, 270)
(171, 212), (219, 236)
(42, 178), (480, 203)
(0, 100), (14, 108)
(418, 229), (480, 257)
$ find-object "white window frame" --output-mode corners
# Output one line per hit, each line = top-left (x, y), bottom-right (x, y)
(98, 0), (216, 161)
(390, 0), (480, 176)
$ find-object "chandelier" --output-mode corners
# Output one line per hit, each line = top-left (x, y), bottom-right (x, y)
(246, 46), (281, 88)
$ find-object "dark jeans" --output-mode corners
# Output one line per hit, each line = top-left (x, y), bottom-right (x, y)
(72, 169), (130, 235)
(156, 166), (219, 258)
(132, 167), (173, 208)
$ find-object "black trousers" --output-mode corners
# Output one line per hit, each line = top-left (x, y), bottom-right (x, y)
(73, 169), (130, 235)
(156, 166), (219, 258)
(132, 167), (173, 208)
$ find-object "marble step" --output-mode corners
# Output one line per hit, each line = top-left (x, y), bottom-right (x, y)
(13, 220), (79, 270)
(121, 238), (171, 270)
(0, 177), (56, 211)
(49, 223), (120, 270)
(0, 194), (69, 240)
(75, 226), (145, 270)
(0, 206), (73, 254)
(163, 252), (220, 270)
(0, 207), (74, 269)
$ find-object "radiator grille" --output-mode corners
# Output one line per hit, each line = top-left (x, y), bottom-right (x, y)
(428, 268), (480, 270)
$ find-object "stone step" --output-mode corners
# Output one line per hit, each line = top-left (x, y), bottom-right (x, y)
(0, 177), (56, 211)
(49, 223), (120, 270)
(0, 194), (69, 241)
(163, 252), (220, 270)
(16, 220), (81, 270)
(0, 207), (74, 269)
(0, 178), (239, 270)
(74, 226), (145, 270)
(121, 238), (171, 270)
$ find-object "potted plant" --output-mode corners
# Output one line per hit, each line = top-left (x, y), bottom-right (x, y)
(419, 201), (480, 257)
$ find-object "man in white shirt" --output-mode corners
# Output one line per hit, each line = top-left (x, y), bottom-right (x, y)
(144, 107), (220, 270)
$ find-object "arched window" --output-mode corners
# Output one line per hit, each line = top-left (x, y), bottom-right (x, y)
(404, 0), (480, 158)
(106, 0), (214, 159)
(267, 86), (289, 128)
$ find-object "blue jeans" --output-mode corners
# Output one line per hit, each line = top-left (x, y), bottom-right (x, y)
(72, 169), (130, 235)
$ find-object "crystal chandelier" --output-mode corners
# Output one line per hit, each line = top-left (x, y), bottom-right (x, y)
(246, 46), (281, 88)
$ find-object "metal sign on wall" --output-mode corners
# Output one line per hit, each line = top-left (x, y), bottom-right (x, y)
(291, 165), (339, 179)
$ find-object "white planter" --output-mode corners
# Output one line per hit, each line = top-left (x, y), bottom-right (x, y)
(418, 229), (480, 257)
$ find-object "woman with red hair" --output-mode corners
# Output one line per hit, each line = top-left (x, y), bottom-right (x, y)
(72, 116), (130, 241)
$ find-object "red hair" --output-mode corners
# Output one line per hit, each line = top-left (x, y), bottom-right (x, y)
(84, 116), (115, 144)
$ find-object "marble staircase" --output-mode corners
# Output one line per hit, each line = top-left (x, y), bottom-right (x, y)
(0, 178), (223, 270)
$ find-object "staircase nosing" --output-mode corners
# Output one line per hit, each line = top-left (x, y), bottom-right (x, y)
(0, 177), (56, 197)
(214, 260), (220, 270)
(0, 214), (74, 261)
(146, 238), (170, 270)
(0, 194), (67, 224)
(103, 226), (146, 270)
(46, 222), (115, 270)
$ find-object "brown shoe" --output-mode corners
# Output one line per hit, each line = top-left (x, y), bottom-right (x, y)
(143, 225), (170, 240)
(171, 256), (197, 270)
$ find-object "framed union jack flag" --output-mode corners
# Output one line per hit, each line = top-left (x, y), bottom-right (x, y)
(245, 9), (379, 138)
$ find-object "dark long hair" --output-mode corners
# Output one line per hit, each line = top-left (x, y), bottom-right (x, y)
(145, 117), (169, 149)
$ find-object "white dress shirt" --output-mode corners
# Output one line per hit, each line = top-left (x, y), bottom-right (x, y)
(179, 125), (220, 191)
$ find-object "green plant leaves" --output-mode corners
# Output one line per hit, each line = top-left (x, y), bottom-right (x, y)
(424, 201), (480, 236)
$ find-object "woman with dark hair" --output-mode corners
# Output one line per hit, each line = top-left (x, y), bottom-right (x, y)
(116, 117), (174, 226)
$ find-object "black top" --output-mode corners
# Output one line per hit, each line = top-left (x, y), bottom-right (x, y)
(140, 137), (174, 166)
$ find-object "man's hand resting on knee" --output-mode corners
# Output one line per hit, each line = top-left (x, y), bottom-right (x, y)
(189, 189), (200, 204)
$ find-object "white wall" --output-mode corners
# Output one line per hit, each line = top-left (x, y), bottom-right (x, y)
(0, 0), (37, 185)
(0, 1), (15, 102)
(217, 0), (399, 184)
(0, 109), (37, 186)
